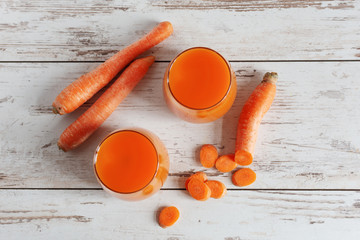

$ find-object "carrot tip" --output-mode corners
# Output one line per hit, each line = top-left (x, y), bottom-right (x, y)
(262, 72), (278, 84)
(52, 106), (60, 114)
(57, 142), (66, 152)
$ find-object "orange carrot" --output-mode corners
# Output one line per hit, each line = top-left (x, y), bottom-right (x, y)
(158, 206), (180, 228)
(185, 172), (207, 191)
(53, 21), (173, 115)
(187, 178), (211, 201)
(58, 56), (155, 151)
(200, 144), (218, 168)
(215, 154), (237, 173)
(205, 180), (227, 199)
(232, 168), (256, 187)
(235, 72), (278, 165)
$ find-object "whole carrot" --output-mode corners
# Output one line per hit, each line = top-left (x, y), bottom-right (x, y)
(58, 56), (155, 151)
(53, 21), (173, 115)
(235, 72), (278, 165)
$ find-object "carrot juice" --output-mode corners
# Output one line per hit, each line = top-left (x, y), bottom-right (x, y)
(163, 47), (237, 123)
(93, 129), (169, 201)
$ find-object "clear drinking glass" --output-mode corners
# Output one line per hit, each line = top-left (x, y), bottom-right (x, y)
(93, 128), (169, 201)
(163, 47), (237, 123)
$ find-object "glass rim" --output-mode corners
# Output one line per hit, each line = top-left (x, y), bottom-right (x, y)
(166, 46), (233, 111)
(93, 128), (160, 195)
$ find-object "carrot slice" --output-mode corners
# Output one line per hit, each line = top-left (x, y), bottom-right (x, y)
(235, 72), (278, 165)
(57, 56), (155, 151)
(185, 172), (207, 191)
(187, 178), (211, 201)
(158, 206), (180, 228)
(215, 154), (237, 173)
(200, 144), (218, 168)
(53, 21), (173, 115)
(205, 180), (227, 199)
(232, 168), (256, 187)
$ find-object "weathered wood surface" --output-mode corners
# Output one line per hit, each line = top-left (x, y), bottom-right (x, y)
(1, 61), (359, 189)
(0, 190), (359, 239)
(0, 0), (360, 61)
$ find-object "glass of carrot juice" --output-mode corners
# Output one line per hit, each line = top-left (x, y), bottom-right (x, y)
(163, 47), (237, 123)
(93, 128), (169, 201)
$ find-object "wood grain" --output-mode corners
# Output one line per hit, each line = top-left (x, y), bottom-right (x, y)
(0, 0), (359, 61)
(0, 61), (359, 189)
(0, 190), (359, 239)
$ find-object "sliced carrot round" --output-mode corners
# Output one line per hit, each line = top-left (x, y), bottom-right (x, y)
(185, 172), (207, 191)
(200, 144), (218, 168)
(234, 150), (253, 166)
(158, 206), (180, 228)
(205, 180), (227, 199)
(232, 168), (256, 187)
(187, 178), (211, 201)
(215, 154), (237, 172)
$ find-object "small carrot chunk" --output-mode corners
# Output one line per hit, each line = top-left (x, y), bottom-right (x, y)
(232, 168), (256, 187)
(158, 206), (180, 228)
(205, 180), (227, 199)
(185, 172), (207, 191)
(200, 144), (218, 168)
(187, 178), (211, 201)
(215, 154), (237, 172)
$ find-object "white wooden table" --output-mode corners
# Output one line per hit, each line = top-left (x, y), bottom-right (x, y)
(1, 1), (360, 239)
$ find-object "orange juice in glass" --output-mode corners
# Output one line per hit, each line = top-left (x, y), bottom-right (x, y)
(163, 47), (237, 123)
(93, 128), (169, 201)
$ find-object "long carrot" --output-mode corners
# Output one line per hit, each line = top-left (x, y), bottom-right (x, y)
(158, 206), (180, 228)
(58, 56), (155, 151)
(235, 72), (278, 165)
(53, 21), (173, 115)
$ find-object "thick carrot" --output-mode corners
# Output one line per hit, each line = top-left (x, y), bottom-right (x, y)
(215, 154), (237, 173)
(205, 180), (227, 199)
(232, 168), (256, 187)
(53, 21), (173, 115)
(158, 206), (180, 228)
(187, 178), (211, 201)
(235, 72), (278, 165)
(185, 172), (207, 191)
(58, 56), (155, 151)
(200, 144), (218, 168)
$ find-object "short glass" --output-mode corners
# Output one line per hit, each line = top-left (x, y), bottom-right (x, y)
(163, 47), (237, 123)
(93, 128), (169, 201)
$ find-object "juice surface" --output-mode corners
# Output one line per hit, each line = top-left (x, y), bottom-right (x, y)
(95, 130), (158, 193)
(168, 48), (231, 109)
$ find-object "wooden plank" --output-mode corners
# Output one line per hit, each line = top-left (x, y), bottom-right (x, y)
(1, 61), (360, 189)
(0, 0), (359, 61)
(0, 190), (359, 239)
